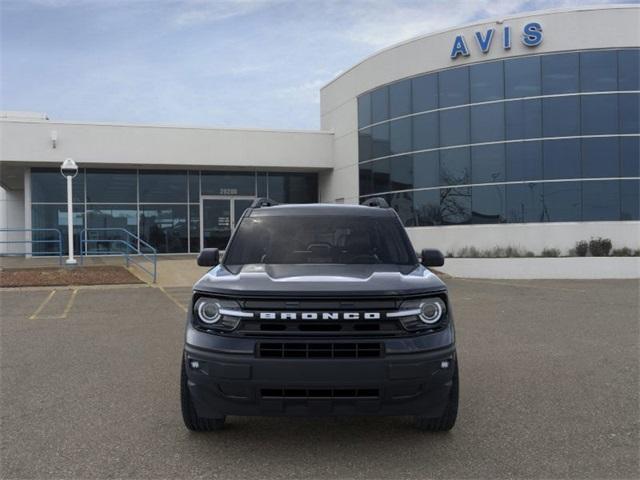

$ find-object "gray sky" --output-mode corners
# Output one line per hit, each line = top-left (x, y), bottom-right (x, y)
(0, 0), (628, 130)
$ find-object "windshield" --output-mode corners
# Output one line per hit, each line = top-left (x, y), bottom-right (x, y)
(224, 214), (417, 266)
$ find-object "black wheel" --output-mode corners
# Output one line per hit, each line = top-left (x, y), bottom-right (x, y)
(181, 357), (226, 432)
(415, 362), (459, 432)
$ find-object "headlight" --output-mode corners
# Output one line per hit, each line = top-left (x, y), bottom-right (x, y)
(193, 296), (249, 331)
(391, 296), (447, 331)
(419, 298), (445, 324)
(195, 298), (221, 324)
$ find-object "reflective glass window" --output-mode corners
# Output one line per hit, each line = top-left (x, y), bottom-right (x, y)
(372, 159), (391, 193)
(412, 112), (439, 151)
(506, 183), (544, 223)
(471, 144), (505, 184)
(541, 53), (579, 94)
(505, 98), (542, 140)
(31, 204), (84, 255)
(472, 185), (505, 224)
(189, 171), (200, 202)
(412, 74), (438, 113)
(505, 56), (541, 98)
(543, 181), (581, 222)
(139, 170), (187, 203)
(440, 187), (471, 225)
(470, 102), (504, 143)
(439, 67), (469, 108)
(86, 169), (136, 203)
(201, 171), (255, 196)
(389, 117), (412, 155)
(139, 205), (188, 253)
(371, 87), (389, 123)
(358, 93), (372, 128)
(621, 137), (640, 177)
(582, 180), (620, 221)
(618, 49), (640, 91)
(543, 139), (581, 180)
(390, 155), (413, 191)
(189, 205), (200, 253)
(542, 96), (580, 137)
(256, 172), (268, 197)
(389, 79), (411, 118)
(371, 123), (390, 159)
(581, 94), (618, 135)
(267, 173), (317, 203)
(580, 51), (617, 92)
(31, 168), (85, 203)
(414, 189), (441, 226)
(86, 205), (137, 254)
(440, 147), (470, 186)
(413, 151), (439, 189)
(506, 141), (543, 181)
(470, 61), (504, 102)
(619, 92), (639, 134)
(359, 128), (373, 162)
(389, 191), (415, 226)
(359, 163), (373, 196)
(439, 108), (469, 147)
(582, 137), (619, 178)
(621, 179), (640, 220)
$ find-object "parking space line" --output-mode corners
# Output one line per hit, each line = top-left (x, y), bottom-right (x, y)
(157, 286), (188, 313)
(59, 289), (78, 319)
(29, 290), (56, 319)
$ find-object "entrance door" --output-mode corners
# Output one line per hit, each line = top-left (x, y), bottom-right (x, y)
(200, 196), (254, 250)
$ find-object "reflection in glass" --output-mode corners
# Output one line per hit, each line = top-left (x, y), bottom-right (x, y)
(268, 173), (317, 203)
(189, 205), (200, 253)
(580, 51), (617, 92)
(86, 204), (137, 254)
(440, 187), (471, 225)
(139, 170), (187, 203)
(470, 103), (504, 143)
(506, 142), (543, 182)
(542, 96), (580, 137)
(413, 189), (441, 226)
(439, 67), (469, 108)
(389, 79), (411, 118)
(412, 74), (438, 113)
(619, 92), (639, 134)
(543, 182), (581, 222)
(582, 137), (619, 178)
(472, 185), (505, 224)
(358, 94), (372, 128)
(621, 137), (640, 177)
(440, 148), (470, 186)
(471, 144), (505, 184)
(359, 163), (373, 196)
(618, 49), (640, 91)
(31, 204), (84, 255)
(413, 151), (439, 189)
(371, 87), (389, 123)
(506, 183), (544, 223)
(189, 171), (200, 202)
(582, 180), (620, 221)
(389, 191), (414, 226)
(390, 155), (413, 191)
(439, 108), (469, 147)
(541, 53), (579, 94)
(139, 205), (188, 254)
(543, 139), (581, 180)
(371, 123), (390, 158)
(505, 99), (542, 140)
(621, 179), (640, 220)
(31, 169), (85, 203)
(505, 56), (541, 98)
(372, 159), (391, 193)
(86, 169), (137, 203)
(359, 128), (373, 162)
(256, 172), (268, 197)
(412, 112), (439, 151)
(581, 95), (618, 135)
(389, 117), (412, 155)
(470, 61), (504, 102)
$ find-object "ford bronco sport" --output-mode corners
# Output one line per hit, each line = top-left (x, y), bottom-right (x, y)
(181, 198), (458, 431)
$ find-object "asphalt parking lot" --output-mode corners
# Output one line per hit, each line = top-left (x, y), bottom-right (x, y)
(1, 278), (638, 479)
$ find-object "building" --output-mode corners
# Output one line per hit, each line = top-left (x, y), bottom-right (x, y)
(1, 5), (638, 257)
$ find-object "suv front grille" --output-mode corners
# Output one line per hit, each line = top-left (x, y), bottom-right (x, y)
(258, 342), (383, 359)
(261, 388), (379, 399)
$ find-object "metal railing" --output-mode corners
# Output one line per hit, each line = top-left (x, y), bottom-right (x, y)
(79, 228), (157, 283)
(0, 228), (64, 264)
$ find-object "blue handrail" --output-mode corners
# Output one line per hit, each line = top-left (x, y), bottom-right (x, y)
(0, 228), (64, 265)
(79, 228), (157, 283)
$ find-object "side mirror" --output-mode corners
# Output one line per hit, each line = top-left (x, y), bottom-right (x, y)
(420, 248), (444, 267)
(197, 248), (220, 267)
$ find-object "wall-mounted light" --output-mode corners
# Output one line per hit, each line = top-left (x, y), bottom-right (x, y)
(51, 130), (58, 149)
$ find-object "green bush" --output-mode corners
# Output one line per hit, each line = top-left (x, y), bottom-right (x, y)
(574, 241), (589, 257)
(611, 247), (640, 257)
(541, 248), (561, 257)
(589, 237), (612, 257)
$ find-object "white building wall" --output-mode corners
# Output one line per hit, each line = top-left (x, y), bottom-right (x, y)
(0, 186), (26, 254)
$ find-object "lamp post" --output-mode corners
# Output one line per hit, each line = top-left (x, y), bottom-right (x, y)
(60, 158), (78, 265)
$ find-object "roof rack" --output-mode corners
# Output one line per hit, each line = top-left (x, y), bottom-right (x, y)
(250, 197), (279, 208)
(361, 197), (389, 208)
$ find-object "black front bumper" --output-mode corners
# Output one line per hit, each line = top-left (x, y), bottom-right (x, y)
(184, 323), (456, 418)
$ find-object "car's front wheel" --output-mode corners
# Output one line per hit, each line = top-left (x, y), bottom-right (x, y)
(415, 362), (459, 431)
(181, 356), (226, 432)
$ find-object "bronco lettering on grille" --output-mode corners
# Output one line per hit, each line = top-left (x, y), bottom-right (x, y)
(257, 312), (382, 320)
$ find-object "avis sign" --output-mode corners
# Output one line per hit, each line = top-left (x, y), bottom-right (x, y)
(450, 22), (543, 59)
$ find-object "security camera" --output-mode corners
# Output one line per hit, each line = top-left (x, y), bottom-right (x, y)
(60, 158), (78, 178)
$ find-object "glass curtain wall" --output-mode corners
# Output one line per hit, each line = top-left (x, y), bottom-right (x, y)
(358, 48), (640, 226)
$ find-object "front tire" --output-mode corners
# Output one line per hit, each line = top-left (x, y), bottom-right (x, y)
(415, 362), (459, 431)
(181, 356), (226, 431)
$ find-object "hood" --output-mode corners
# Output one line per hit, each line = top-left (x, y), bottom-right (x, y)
(193, 264), (446, 297)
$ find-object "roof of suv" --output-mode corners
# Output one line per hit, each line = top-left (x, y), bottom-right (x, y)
(248, 203), (396, 217)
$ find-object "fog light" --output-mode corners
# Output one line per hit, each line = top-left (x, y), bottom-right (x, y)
(189, 360), (200, 369)
(440, 360), (450, 369)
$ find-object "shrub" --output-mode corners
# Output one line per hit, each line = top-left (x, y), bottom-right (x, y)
(574, 241), (589, 257)
(589, 237), (612, 257)
(446, 250), (455, 258)
(611, 247), (640, 257)
(541, 248), (561, 257)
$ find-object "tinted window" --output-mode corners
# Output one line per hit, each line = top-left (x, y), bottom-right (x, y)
(139, 170), (187, 203)
(581, 51), (617, 92)
(440, 148), (470, 186)
(470, 103), (504, 143)
(505, 99), (542, 140)
(506, 141), (543, 181)
(225, 215), (417, 266)
(201, 171), (255, 196)
(543, 139), (581, 180)
(412, 74), (438, 112)
(257, 172), (268, 197)
(414, 189), (441, 226)
(581, 94), (618, 135)
(371, 123), (390, 159)
(390, 155), (413, 191)
(505, 56), (541, 98)
(86, 169), (136, 203)
(439, 108), (469, 147)
(189, 171), (200, 202)
(543, 182), (581, 222)
(541, 53), (579, 94)
(439, 67), (469, 107)
(389, 117), (412, 155)
(621, 179), (640, 220)
(86, 205), (137, 253)
(470, 61), (504, 102)
(139, 205), (188, 253)
(619, 92), (639, 134)
(359, 163), (373, 196)
(268, 173), (317, 203)
(31, 204), (84, 255)
(471, 144), (505, 184)
(621, 137), (640, 177)
(359, 128), (373, 162)
(440, 187), (471, 225)
(472, 185), (505, 224)
(582, 137), (619, 178)
(371, 87), (389, 123)
(372, 159), (391, 193)
(412, 112), (439, 151)
(413, 151), (439, 189)
(506, 183), (543, 223)
(618, 49), (640, 91)
(582, 180), (620, 221)
(542, 96), (580, 137)
(389, 79), (411, 118)
(358, 94), (372, 128)
(389, 191), (415, 226)
(189, 204), (200, 253)
(31, 168), (85, 203)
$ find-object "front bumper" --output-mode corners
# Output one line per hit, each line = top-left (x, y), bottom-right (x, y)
(184, 323), (456, 418)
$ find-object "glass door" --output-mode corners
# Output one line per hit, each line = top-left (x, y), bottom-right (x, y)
(200, 196), (254, 250)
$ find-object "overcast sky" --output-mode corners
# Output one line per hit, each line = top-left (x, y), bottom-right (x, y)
(0, 0), (630, 130)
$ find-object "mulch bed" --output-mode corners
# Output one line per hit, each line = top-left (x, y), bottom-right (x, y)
(0, 266), (143, 287)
